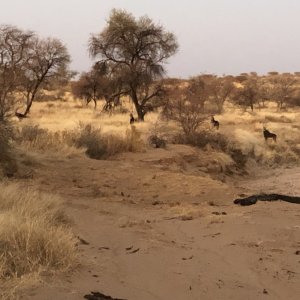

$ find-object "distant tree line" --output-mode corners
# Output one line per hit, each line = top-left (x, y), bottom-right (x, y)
(162, 71), (300, 118)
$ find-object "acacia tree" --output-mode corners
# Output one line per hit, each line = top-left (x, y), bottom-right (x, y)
(89, 9), (178, 121)
(20, 37), (70, 116)
(71, 70), (103, 109)
(72, 65), (126, 111)
(232, 78), (260, 111)
(0, 25), (33, 120)
(268, 73), (298, 109)
(207, 76), (235, 113)
(186, 75), (210, 112)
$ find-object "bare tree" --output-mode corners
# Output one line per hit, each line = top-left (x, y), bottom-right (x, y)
(165, 98), (206, 136)
(20, 37), (70, 116)
(163, 78), (207, 135)
(88, 9), (178, 121)
(0, 25), (33, 120)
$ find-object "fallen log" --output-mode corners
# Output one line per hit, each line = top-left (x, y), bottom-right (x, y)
(233, 194), (300, 206)
(84, 292), (127, 300)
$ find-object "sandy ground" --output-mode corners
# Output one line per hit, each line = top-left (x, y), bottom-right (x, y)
(16, 144), (300, 300)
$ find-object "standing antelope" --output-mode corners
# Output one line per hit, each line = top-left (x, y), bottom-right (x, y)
(211, 116), (219, 130)
(263, 127), (277, 142)
(15, 111), (28, 120)
(129, 113), (135, 125)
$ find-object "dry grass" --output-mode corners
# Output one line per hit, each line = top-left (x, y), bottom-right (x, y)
(0, 123), (18, 178)
(14, 94), (300, 169)
(224, 112), (300, 165)
(16, 122), (145, 159)
(0, 182), (77, 296)
(72, 123), (145, 159)
(167, 204), (204, 220)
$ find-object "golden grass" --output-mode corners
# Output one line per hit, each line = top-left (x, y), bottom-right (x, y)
(0, 123), (18, 178)
(0, 182), (77, 296)
(16, 122), (145, 159)
(13, 93), (300, 168)
(72, 123), (145, 159)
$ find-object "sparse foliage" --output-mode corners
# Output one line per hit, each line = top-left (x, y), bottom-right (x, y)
(72, 65), (125, 112)
(0, 24), (71, 119)
(20, 37), (71, 116)
(0, 25), (33, 120)
(206, 76), (235, 113)
(268, 73), (298, 109)
(72, 70), (103, 109)
(232, 77), (260, 111)
(165, 99), (206, 136)
(186, 75), (210, 112)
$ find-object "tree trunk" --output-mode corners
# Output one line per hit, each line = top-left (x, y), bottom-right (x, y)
(24, 81), (42, 116)
(24, 94), (34, 116)
(130, 90), (145, 121)
(250, 101), (254, 111)
(93, 97), (97, 109)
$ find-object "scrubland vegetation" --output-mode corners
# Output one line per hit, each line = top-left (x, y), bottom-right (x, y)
(1, 7), (300, 299)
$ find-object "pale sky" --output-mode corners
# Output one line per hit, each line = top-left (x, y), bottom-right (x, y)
(1, 0), (300, 78)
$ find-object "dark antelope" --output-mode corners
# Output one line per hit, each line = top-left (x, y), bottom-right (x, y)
(263, 127), (277, 142)
(211, 116), (219, 130)
(15, 111), (28, 120)
(129, 113), (135, 125)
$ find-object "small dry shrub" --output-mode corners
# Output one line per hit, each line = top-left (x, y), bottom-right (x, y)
(176, 129), (248, 168)
(17, 123), (144, 159)
(73, 123), (144, 159)
(0, 123), (12, 166)
(0, 123), (17, 177)
(163, 99), (206, 135)
(148, 134), (166, 148)
(264, 114), (292, 123)
(16, 125), (64, 152)
(176, 130), (228, 152)
(0, 183), (77, 280)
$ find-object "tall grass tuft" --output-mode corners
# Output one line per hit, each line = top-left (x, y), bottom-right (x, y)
(0, 122), (17, 177)
(0, 183), (77, 280)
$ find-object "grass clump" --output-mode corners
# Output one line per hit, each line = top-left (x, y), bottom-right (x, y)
(16, 123), (144, 160)
(16, 125), (66, 152)
(175, 130), (248, 169)
(0, 122), (17, 178)
(148, 134), (167, 148)
(0, 183), (77, 280)
(73, 123), (144, 159)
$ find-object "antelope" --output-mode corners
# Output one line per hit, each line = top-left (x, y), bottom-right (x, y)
(129, 113), (135, 125)
(263, 127), (277, 142)
(211, 116), (219, 130)
(15, 111), (28, 120)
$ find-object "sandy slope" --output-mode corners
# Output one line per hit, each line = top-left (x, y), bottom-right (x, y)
(20, 145), (300, 300)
